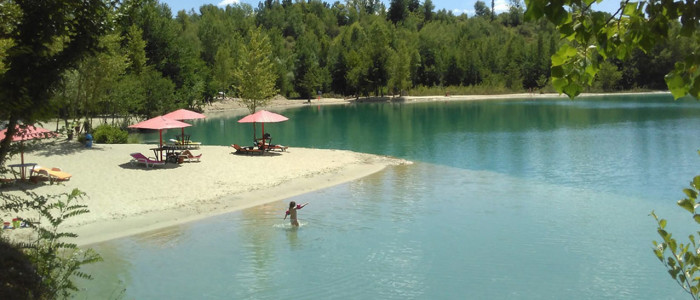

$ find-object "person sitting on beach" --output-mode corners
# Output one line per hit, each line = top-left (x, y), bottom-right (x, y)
(283, 201), (308, 227)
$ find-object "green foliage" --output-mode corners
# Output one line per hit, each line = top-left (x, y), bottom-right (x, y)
(233, 27), (279, 113)
(0, 189), (102, 299)
(0, 0), (110, 165)
(92, 124), (128, 144)
(474, 1), (491, 18)
(594, 61), (622, 92)
(652, 171), (700, 299)
(524, 0), (699, 99)
(2, 0), (694, 165)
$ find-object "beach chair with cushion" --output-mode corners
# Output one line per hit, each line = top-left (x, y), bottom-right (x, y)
(32, 166), (72, 183)
(259, 143), (289, 152)
(169, 138), (201, 149)
(130, 153), (166, 168)
(178, 150), (202, 162)
(255, 134), (288, 152)
(232, 144), (263, 155)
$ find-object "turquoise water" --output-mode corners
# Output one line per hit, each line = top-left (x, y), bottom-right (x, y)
(79, 95), (700, 299)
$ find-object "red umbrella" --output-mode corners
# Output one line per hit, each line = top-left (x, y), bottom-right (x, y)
(237, 110), (288, 149)
(128, 116), (191, 148)
(163, 109), (206, 143)
(0, 125), (58, 179)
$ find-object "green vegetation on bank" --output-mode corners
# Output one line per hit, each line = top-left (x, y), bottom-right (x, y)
(3, 0), (694, 130)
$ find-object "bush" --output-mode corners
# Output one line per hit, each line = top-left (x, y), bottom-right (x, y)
(92, 124), (128, 144)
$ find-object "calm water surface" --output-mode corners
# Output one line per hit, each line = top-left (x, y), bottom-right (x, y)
(78, 94), (700, 299)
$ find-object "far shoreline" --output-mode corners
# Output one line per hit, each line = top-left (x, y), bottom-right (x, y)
(203, 91), (671, 114)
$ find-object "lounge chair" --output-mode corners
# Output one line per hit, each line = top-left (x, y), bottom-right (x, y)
(130, 153), (166, 168)
(259, 143), (288, 152)
(232, 144), (263, 155)
(255, 134), (288, 152)
(169, 138), (201, 149)
(32, 166), (72, 183)
(0, 176), (15, 186)
(178, 150), (202, 162)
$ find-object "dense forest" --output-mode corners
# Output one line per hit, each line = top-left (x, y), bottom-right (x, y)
(2, 0), (693, 124)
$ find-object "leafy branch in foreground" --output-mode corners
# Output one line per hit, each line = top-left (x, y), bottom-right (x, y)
(1, 188), (101, 299)
(652, 169), (700, 299)
(524, 0), (699, 99)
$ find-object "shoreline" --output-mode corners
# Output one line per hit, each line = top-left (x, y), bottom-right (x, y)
(1, 143), (408, 247)
(203, 91), (670, 113)
(72, 153), (395, 246)
(2, 91), (666, 246)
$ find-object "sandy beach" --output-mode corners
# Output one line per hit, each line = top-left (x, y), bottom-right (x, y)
(1, 91), (665, 246)
(1, 142), (407, 246)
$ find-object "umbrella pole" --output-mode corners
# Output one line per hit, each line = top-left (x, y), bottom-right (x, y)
(20, 145), (25, 179)
(159, 130), (163, 161)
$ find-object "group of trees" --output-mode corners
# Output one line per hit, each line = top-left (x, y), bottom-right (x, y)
(3, 0), (691, 137)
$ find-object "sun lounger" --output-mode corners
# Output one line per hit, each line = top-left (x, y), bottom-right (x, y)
(130, 152), (166, 168)
(32, 166), (72, 183)
(232, 144), (263, 155)
(0, 176), (15, 186)
(178, 151), (202, 162)
(255, 136), (287, 152)
(259, 143), (288, 152)
(169, 138), (201, 149)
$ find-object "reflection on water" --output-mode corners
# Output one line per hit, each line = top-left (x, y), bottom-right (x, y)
(79, 95), (700, 299)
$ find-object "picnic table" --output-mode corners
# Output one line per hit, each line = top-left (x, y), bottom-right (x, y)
(150, 146), (185, 163)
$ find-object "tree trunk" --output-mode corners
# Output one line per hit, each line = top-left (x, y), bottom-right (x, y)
(0, 116), (19, 166)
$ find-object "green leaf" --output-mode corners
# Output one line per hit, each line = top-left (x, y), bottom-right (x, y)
(551, 65), (564, 78)
(679, 198), (695, 213)
(623, 2), (637, 16)
(563, 82), (583, 99)
(665, 69), (689, 99)
(684, 188), (698, 199)
(524, 0), (544, 21)
(693, 176), (700, 190)
(551, 43), (577, 66)
(659, 219), (667, 229)
(669, 268), (680, 279)
(654, 248), (664, 259)
(551, 77), (568, 94)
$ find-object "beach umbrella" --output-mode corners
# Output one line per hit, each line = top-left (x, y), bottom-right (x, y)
(0, 125), (58, 179)
(128, 116), (191, 148)
(237, 110), (288, 149)
(163, 109), (206, 143)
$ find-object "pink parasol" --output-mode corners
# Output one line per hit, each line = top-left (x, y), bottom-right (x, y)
(163, 109), (206, 121)
(237, 110), (288, 150)
(128, 116), (191, 148)
(1, 125), (58, 179)
(163, 109), (206, 143)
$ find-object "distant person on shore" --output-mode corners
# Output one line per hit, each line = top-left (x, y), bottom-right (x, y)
(284, 201), (308, 227)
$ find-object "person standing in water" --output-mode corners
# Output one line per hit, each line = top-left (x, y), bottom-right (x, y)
(284, 201), (308, 226)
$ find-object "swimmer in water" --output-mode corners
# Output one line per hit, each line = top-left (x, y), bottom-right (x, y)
(284, 201), (308, 226)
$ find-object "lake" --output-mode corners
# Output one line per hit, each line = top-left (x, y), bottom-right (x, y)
(78, 94), (700, 299)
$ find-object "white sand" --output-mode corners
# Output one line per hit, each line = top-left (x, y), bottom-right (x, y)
(2, 142), (407, 246)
